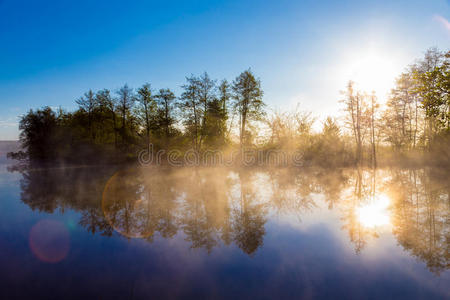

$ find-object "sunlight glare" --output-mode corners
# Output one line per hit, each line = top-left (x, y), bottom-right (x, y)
(357, 194), (391, 228)
(337, 46), (404, 102)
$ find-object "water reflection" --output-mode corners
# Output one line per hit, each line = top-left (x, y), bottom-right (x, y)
(14, 165), (449, 274)
(101, 168), (267, 255)
(357, 193), (390, 228)
(388, 169), (449, 275)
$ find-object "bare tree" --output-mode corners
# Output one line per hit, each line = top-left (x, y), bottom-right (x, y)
(341, 81), (364, 163)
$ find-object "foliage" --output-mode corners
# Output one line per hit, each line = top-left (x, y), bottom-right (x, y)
(8, 49), (450, 167)
(232, 69), (265, 148)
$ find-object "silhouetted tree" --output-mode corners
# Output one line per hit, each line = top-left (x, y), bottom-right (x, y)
(155, 88), (177, 148)
(232, 70), (265, 149)
(17, 107), (59, 163)
(116, 84), (134, 148)
(180, 75), (203, 151)
(76, 90), (96, 139)
(135, 83), (157, 148)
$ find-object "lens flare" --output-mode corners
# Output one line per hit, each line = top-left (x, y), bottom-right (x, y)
(29, 219), (70, 263)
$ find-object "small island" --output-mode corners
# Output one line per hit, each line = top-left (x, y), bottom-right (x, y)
(8, 49), (450, 169)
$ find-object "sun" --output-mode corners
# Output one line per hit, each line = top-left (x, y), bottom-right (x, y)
(351, 53), (398, 95)
(337, 47), (403, 101)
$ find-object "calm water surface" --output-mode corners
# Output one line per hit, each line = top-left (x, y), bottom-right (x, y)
(0, 154), (449, 299)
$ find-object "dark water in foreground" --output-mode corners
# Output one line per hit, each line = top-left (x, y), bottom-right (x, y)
(0, 156), (449, 299)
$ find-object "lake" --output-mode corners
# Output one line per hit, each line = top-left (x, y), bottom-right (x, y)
(0, 148), (448, 299)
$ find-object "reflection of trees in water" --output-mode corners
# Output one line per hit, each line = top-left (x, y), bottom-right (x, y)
(339, 167), (449, 274)
(19, 167), (115, 237)
(231, 171), (266, 255)
(103, 169), (152, 239)
(179, 169), (222, 252)
(14, 165), (450, 270)
(388, 169), (449, 275)
(340, 168), (381, 254)
(267, 169), (317, 219)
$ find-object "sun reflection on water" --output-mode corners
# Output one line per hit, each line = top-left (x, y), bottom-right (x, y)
(357, 194), (391, 229)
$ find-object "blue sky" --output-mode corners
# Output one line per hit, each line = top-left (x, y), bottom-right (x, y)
(1, 0), (449, 139)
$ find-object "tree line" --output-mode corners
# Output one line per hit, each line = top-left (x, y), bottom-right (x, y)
(10, 69), (264, 165)
(8, 48), (450, 167)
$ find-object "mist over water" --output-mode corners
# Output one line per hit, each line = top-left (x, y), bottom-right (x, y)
(1, 145), (448, 299)
(1, 0), (448, 298)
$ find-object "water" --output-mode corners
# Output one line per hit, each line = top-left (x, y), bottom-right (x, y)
(0, 151), (449, 299)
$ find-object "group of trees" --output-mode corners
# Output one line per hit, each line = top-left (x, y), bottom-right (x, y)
(383, 48), (450, 149)
(340, 83), (379, 166)
(263, 48), (449, 168)
(9, 48), (449, 167)
(340, 48), (449, 166)
(11, 70), (264, 165)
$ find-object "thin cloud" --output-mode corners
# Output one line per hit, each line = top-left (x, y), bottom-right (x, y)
(433, 15), (450, 33)
(0, 116), (19, 128)
(0, 121), (18, 128)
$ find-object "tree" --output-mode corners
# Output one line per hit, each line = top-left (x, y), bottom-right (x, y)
(265, 106), (315, 154)
(116, 84), (134, 147)
(155, 88), (177, 147)
(218, 79), (232, 138)
(205, 98), (228, 147)
(96, 89), (118, 149)
(218, 79), (231, 115)
(318, 116), (347, 167)
(369, 92), (379, 167)
(17, 107), (59, 163)
(180, 74), (230, 150)
(197, 72), (216, 148)
(415, 50), (449, 133)
(180, 75), (203, 151)
(76, 90), (96, 139)
(383, 71), (422, 150)
(412, 48), (446, 145)
(232, 70), (265, 149)
(136, 84), (157, 148)
(341, 81), (364, 163)
(322, 116), (340, 138)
